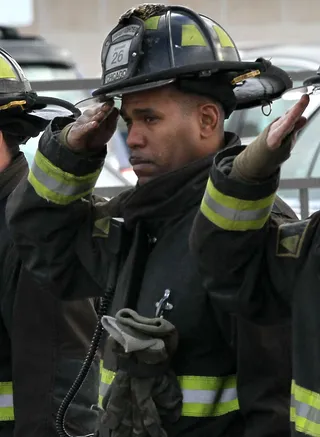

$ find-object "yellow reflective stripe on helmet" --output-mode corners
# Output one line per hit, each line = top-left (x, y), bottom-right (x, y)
(0, 382), (14, 421)
(213, 25), (234, 48)
(181, 24), (207, 47)
(98, 365), (238, 417)
(200, 178), (275, 231)
(144, 16), (160, 30)
(0, 57), (16, 79)
(290, 380), (320, 437)
(28, 150), (102, 205)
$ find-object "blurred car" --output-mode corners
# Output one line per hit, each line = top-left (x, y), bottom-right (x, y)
(224, 45), (320, 217)
(0, 25), (87, 103)
(0, 26), (133, 195)
(226, 44), (320, 142)
(275, 93), (320, 218)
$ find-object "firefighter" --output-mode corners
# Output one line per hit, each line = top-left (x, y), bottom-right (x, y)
(189, 92), (320, 437)
(0, 48), (100, 437)
(6, 4), (297, 437)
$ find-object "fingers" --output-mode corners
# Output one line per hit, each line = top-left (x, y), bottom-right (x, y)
(69, 103), (117, 139)
(267, 94), (309, 149)
(78, 101), (115, 124)
(294, 116), (307, 133)
(275, 94), (309, 134)
(86, 102), (117, 127)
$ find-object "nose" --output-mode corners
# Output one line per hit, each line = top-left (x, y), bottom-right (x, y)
(126, 123), (146, 149)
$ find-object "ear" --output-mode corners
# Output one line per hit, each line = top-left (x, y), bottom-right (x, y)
(198, 103), (221, 139)
(0, 130), (8, 154)
(0, 131), (12, 171)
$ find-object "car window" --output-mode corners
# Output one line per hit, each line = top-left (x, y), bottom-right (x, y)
(308, 110), (320, 178)
(281, 108), (320, 179)
(225, 79), (303, 138)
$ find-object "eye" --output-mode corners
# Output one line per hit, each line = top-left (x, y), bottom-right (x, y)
(144, 115), (158, 124)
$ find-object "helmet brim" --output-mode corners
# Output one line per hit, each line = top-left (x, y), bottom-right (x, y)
(92, 60), (264, 97)
(75, 79), (175, 113)
(97, 78), (176, 99)
(28, 106), (77, 121)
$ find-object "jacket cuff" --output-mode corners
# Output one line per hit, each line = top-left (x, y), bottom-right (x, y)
(28, 117), (106, 205)
(38, 117), (107, 176)
(200, 146), (279, 231)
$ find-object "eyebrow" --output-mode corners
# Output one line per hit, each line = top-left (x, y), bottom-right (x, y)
(120, 107), (156, 118)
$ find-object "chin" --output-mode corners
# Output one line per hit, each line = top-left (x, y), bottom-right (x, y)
(137, 176), (152, 186)
(136, 172), (161, 186)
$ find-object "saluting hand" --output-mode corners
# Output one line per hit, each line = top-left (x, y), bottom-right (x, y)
(64, 101), (119, 152)
(266, 94), (309, 150)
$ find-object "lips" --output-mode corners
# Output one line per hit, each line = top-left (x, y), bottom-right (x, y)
(129, 156), (153, 166)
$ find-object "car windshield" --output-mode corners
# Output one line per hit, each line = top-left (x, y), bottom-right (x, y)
(284, 104), (320, 179)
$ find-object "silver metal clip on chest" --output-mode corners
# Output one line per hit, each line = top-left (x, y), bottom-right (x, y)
(155, 289), (173, 318)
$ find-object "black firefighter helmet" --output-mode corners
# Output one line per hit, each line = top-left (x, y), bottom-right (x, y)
(0, 47), (81, 143)
(77, 4), (293, 118)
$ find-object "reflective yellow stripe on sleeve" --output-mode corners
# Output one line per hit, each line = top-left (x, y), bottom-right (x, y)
(28, 150), (102, 205)
(0, 382), (14, 421)
(178, 374), (238, 417)
(99, 364), (238, 417)
(291, 380), (320, 437)
(200, 178), (275, 231)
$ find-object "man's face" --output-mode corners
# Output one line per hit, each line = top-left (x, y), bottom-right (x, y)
(121, 86), (219, 185)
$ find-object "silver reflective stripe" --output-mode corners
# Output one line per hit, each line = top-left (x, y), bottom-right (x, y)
(99, 381), (110, 398)
(219, 387), (238, 403)
(183, 387), (237, 404)
(291, 395), (320, 424)
(183, 389), (214, 404)
(203, 190), (272, 222)
(31, 161), (94, 197)
(0, 395), (13, 408)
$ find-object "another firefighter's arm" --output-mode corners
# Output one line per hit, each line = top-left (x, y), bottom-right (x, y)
(190, 95), (309, 321)
(6, 104), (120, 299)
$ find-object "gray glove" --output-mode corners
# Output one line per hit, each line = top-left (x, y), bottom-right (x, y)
(100, 309), (182, 437)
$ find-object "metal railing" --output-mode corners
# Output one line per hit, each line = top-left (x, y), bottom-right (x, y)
(278, 179), (320, 219)
(30, 77), (101, 92)
(30, 77), (320, 218)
